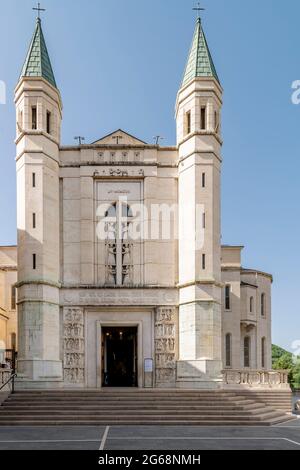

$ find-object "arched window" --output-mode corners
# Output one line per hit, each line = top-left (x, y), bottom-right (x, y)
(261, 337), (266, 369)
(244, 336), (251, 368)
(261, 293), (266, 317)
(250, 296), (254, 313)
(225, 333), (232, 368)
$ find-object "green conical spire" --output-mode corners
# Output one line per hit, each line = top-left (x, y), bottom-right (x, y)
(182, 18), (219, 87)
(20, 18), (57, 88)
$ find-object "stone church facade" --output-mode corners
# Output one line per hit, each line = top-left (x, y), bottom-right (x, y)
(14, 17), (276, 390)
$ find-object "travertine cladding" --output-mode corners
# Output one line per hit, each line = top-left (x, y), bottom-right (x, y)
(155, 307), (177, 387)
(63, 308), (85, 384)
(14, 21), (277, 390)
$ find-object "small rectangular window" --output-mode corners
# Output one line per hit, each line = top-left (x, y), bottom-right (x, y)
(261, 293), (265, 316)
(32, 172), (36, 188)
(32, 213), (36, 229)
(186, 111), (191, 135)
(202, 254), (206, 270)
(46, 111), (51, 134)
(11, 286), (16, 310)
(261, 337), (266, 368)
(225, 285), (231, 310)
(201, 107), (206, 130)
(202, 212), (206, 229)
(32, 106), (37, 130)
(202, 172), (206, 188)
(33, 254), (36, 270)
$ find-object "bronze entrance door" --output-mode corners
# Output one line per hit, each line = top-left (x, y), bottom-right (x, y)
(102, 327), (138, 387)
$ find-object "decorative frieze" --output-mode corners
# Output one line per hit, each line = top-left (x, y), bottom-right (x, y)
(222, 369), (290, 389)
(63, 308), (85, 384)
(155, 307), (176, 386)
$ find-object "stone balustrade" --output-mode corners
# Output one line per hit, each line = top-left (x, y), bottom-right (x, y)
(222, 369), (290, 389)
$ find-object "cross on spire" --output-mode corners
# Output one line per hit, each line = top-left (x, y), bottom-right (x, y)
(193, 2), (205, 21)
(33, 2), (46, 20)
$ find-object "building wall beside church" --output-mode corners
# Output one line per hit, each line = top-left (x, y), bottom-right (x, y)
(0, 246), (18, 358)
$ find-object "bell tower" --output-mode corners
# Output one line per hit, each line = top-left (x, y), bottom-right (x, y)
(15, 16), (63, 387)
(176, 17), (223, 387)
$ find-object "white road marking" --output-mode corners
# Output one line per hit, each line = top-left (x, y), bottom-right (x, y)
(283, 438), (300, 447)
(0, 439), (99, 443)
(99, 426), (110, 450)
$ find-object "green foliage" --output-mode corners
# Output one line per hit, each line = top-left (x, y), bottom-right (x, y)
(272, 344), (300, 389)
(272, 344), (291, 362)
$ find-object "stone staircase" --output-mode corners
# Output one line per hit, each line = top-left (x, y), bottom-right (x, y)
(0, 389), (294, 426)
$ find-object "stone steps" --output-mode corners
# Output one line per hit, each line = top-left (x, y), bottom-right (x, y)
(0, 390), (294, 426)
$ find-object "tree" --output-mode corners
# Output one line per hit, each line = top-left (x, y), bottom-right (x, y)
(272, 345), (300, 389)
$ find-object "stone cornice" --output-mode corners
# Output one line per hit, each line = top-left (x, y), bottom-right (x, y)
(178, 149), (222, 165)
(17, 299), (59, 307)
(15, 129), (60, 147)
(179, 299), (221, 306)
(14, 77), (63, 114)
(16, 279), (61, 289)
(0, 266), (17, 272)
(178, 130), (223, 148)
(60, 144), (177, 152)
(177, 280), (224, 289)
(16, 148), (59, 165)
(61, 284), (176, 290)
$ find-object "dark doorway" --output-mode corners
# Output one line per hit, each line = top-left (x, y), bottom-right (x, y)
(102, 327), (138, 387)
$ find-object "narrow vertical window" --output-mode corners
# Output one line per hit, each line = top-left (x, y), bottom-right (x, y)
(32, 213), (36, 229)
(46, 111), (51, 134)
(261, 337), (266, 368)
(32, 172), (36, 188)
(244, 336), (251, 368)
(33, 254), (36, 270)
(225, 285), (231, 310)
(202, 254), (206, 270)
(185, 110), (191, 135)
(202, 212), (206, 229)
(11, 286), (16, 310)
(225, 333), (232, 367)
(31, 106), (37, 130)
(261, 293), (265, 316)
(214, 110), (219, 132)
(202, 172), (206, 188)
(200, 106), (206, 130)
(250, 296), (254, 313)
(10, 333), (16, 351)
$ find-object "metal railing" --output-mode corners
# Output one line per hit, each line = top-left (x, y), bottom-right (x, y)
(0, 372), (17, 394)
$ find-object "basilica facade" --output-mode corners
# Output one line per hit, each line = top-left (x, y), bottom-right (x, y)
(14, 17), (273, 389)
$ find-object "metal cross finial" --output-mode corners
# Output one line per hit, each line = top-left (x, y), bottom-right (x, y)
(112, 135), (123, 145)
(74, 136), (85, 146)
(153, 136), (164, 145)
(33, 3), (46, 19)
(193, 2), (205, 20)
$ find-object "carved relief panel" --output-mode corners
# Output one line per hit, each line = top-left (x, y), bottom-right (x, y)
(155, 307), (177, 386)
(63, 308), (85, 384)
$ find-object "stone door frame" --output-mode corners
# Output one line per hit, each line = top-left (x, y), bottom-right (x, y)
(96, 320), (144, 388)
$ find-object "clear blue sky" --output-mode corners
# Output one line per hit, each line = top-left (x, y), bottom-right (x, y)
(0, 0), (299, 352)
